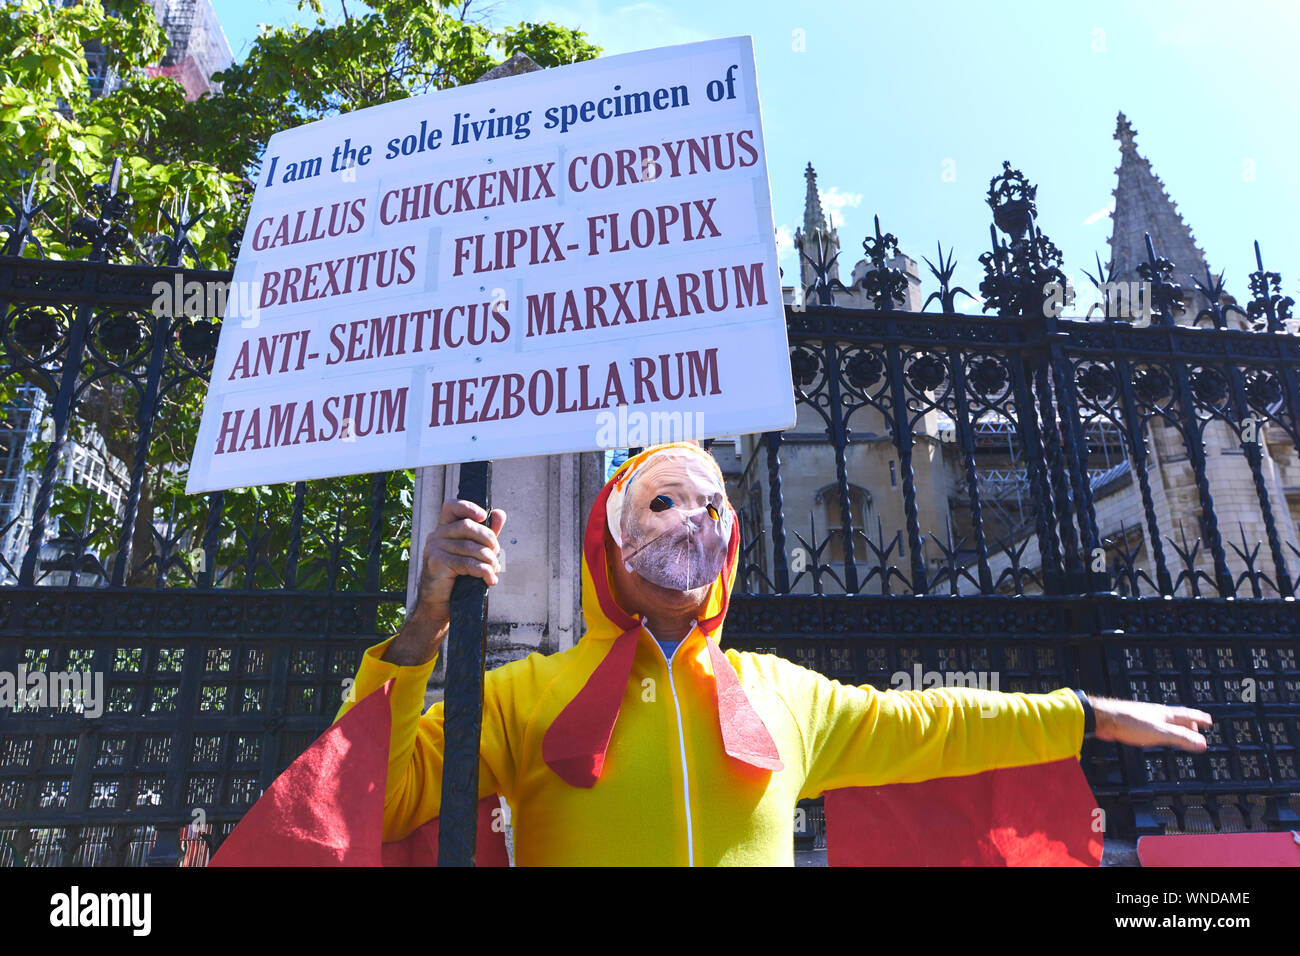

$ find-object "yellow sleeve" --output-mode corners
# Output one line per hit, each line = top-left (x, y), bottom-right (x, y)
(334, 635), (508, 843)
(769, 659), (1085, 800)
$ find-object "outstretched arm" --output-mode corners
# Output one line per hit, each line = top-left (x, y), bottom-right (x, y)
(770, 658), (1211, 800)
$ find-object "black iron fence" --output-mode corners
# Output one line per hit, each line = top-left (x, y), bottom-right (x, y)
(726, 162), (1299, 841)
(0, 156), (1297, 864)
(0, 162), (409, 864)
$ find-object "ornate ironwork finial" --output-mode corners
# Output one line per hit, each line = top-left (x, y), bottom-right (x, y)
(1246, 240), (1294, 333)
(0, 166), (57, 257)
(68, 157), (137, 261)
(921, 241), (974, 314)
(152, 187), (204, 268)
(1082, 251), (1120, 321)
(861, 214), (897, 266)
(859, 214), (908, 310)
(978, 163), (1067, 318)
(798, 228), (848, 306)
(1137, 232), (1185, 327)
(1191, 265), (1231, 330)
(986, 160), (1037, 239)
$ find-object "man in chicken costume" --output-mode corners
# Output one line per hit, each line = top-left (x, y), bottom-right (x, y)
(212, 441), (1211, 866)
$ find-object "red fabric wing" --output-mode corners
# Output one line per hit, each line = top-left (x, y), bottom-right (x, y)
(704, 639), (782, 771)
(542, 627), (641, 788)
(824, 757), (1102, 866)
(377, 800), (507, 866)
(209, 680), (508, 866)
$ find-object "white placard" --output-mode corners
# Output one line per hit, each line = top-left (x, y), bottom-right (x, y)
(185, 36), (795, 492)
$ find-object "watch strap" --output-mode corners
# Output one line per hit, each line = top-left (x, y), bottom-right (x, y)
(1072, 688), (1097, 736)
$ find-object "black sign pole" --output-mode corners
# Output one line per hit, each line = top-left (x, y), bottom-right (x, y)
(436, 53), (542, 868)
(437, 458), (491, 867)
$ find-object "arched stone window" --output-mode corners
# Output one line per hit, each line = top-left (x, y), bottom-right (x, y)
(814, 482), (871, 564)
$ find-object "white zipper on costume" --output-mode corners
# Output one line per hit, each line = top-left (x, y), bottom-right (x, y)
(647, 624), (695, 867)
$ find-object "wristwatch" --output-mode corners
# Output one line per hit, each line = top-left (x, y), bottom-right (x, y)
(1072, 688), (1097, 736)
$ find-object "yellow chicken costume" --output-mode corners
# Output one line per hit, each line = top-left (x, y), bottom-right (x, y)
(276, 441), (1097, 866)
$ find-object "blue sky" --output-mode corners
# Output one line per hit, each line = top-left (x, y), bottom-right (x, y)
(211, 0), (1299, 309)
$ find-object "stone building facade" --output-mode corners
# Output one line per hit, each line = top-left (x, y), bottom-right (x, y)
(725, 114), (1300, 598)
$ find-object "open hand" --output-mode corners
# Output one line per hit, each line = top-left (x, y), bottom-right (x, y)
(1092, 697), (1212, 752)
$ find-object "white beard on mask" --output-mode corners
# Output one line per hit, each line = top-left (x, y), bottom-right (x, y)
(621, 503), (728, 590)
(606, 449), (733, 593)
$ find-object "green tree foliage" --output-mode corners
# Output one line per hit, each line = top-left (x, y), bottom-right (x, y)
(0, 0), (244, 261)
(158, 0), (600, 211)
(0, 0), (599, 629)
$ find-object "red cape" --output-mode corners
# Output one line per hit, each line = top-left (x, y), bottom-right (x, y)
(825, 759), (1101, 865)
(209, 681), (507, 866)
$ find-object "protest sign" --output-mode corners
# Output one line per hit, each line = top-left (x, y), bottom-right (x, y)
(186, 36), (795, 492)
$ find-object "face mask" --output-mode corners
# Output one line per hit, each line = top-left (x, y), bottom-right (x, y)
(607, 450), (733, 591)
